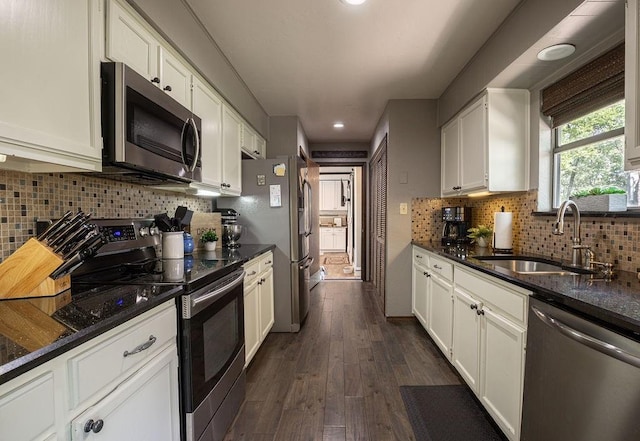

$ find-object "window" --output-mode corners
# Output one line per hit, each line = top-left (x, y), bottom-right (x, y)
(553, 100), (640, 207)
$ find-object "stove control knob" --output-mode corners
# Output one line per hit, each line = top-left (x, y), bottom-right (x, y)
(149, 226), (160, 236)
(139, 227), (150, 237)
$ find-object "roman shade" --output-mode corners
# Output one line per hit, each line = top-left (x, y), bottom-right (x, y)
(541, 43), (624, 128)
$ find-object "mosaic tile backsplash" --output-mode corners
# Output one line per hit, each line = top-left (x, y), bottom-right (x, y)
(0, 170), (212, 260)
(412, 190), (640, 274)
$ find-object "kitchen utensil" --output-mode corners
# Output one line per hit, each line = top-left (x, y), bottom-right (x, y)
(223, 224), (243, 248)
(51, 234), (106, 279)
(181, 209), (194, 227)
(175, 206), (188, 224)
(37, 211), (72, 242)
(46, 212), (90, 248)
(154, 213), (173, 232)
(52, 224), (92, 255)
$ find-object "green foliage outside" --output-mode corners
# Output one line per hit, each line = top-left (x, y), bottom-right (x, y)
(556, 101), (640, 205)
(571, 187), (626, 198)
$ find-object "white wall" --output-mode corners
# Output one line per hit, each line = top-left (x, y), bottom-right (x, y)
(371, 99), (440, 316)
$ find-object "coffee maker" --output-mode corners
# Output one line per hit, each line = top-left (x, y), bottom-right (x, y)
(441, 207), (472, 246)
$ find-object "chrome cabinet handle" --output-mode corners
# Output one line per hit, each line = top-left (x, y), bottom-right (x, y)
(433, 264), (442, 270)
(532, 305), (640, 369)
(247, 270), (257, 276)
(84, 419), (104, 433)
(123, 335), (156, 358)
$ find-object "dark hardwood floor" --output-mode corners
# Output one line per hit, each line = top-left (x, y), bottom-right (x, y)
(224, 280), (461, 441)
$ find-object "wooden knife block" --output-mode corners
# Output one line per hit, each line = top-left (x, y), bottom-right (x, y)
(0, 238), (67, 299)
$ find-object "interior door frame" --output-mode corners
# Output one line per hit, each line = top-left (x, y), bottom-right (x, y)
(316, 162), (367, 280)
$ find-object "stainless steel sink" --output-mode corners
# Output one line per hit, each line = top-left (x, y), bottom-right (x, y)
(475, 257), (580, 276)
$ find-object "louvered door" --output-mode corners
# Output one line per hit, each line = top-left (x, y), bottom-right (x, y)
(370, 137), (387, 312)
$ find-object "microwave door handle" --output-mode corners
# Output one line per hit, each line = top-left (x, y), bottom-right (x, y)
(189, 117), (200, 172)
(180, 119), (189, 167)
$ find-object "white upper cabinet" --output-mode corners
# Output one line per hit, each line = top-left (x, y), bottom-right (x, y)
(241, 124), (266, 159)
(441, 89), (529, 196)
(159, 48), (192, 109)
(626, 0), (640, 168)
(222, 104), (243, 196)
(0, 0), (102, 172)
(191, 76), (223, 189)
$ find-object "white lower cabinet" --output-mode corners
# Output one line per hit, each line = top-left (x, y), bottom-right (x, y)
(427, 272), (454, 361)
(71, 346), (180, 441)
(243, 251), (275, 367)
(0, 301), (179, 441)
(411, 246), (529, 441)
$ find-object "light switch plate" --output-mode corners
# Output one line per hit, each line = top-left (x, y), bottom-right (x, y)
(257, 174), (266, 186)
(400, 203), (408, 215)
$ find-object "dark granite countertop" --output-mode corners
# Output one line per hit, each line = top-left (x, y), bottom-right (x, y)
(412, 241), (640, 340)
(0, 244), (275, 385)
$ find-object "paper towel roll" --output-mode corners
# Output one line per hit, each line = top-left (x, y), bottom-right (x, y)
(493, 212), (513, 250)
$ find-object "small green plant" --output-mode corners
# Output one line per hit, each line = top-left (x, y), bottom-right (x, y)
(200, 229), (218, 243)
(571, 187), (626, 198)
(467, 225), (492, 240)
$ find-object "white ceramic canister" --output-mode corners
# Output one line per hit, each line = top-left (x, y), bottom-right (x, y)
(162, 231), (184, 259)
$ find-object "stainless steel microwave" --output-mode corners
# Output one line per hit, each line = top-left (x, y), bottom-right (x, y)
(100, 62), (202, 184)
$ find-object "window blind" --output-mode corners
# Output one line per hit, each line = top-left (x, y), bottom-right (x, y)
(541, 43), (624, 128)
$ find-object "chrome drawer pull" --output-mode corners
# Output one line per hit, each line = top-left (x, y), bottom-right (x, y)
(123, 335), (157, 358)
(433, 264), (442, 270)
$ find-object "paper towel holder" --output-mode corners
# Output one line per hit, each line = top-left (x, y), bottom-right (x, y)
(493, 207), (514, 254)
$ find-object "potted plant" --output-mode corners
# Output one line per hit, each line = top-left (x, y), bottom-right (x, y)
(467, 225), (492, 248)
(200, 229), (218, 251)
(570, 187), (627, 212)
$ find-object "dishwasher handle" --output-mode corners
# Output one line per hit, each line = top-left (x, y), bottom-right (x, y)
(532, 305), (640, 369)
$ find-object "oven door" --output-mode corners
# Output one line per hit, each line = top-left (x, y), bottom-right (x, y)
(179, 269), (245, 440)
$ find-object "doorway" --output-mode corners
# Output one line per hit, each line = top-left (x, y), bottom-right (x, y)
(318, 165), (364, 280)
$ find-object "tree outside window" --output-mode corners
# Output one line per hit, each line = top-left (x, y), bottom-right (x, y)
(554, 101), (640, 207)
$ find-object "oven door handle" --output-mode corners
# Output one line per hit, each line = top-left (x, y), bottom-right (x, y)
(185, 270), (245, 318)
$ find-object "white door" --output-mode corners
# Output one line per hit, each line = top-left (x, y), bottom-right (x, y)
(259, 267), (275, 341)
(441, 118), (460, 195)
(159, 48), (192, 109)
(452, 288), (481, 393)
(411, 261), (429, 329)
(71, 346), (180, 441)
(427, 274), (453, 360)
(221, 105), (243, 195)
(459, 96), (487, 193)
(191, 77), (223, 188)
(480, 307), (526, 441)
(244, 278), (260, 367)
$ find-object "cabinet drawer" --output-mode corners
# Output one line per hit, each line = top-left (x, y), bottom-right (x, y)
(259, 251), (273, 273)
(413, 247), (429, 268)
(0, 372), (55, 441)
(429, 255), (453, 281)
(244, 258), (260, 284)
(68, 302), (177, 408)
(456, 267), (528, 324)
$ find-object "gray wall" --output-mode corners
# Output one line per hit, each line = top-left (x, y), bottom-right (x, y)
(268, 116), (310, 158)
(127, 0), (269, 138)
(437, 0), (584, 126)
(371, 99), (440, 317)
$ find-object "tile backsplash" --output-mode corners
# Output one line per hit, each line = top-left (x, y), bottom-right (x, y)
(0, 170), (211, 260)
(412, 190), (640, 274)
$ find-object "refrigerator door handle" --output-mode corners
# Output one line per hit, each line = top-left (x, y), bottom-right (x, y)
(300, 256), (313, 269)
(304, 179), (313, 237)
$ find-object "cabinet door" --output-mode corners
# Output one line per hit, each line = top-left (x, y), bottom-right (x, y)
(106, 0), (158, 81)
(259, 267), (274, 341)
(192, 77), (223, 188)
(334, 228), (347, 251)
(0, 372), (56, 441)
(221, 105), (243, 195)
(241, 124), (258, 158)
(441, 118), (460, 196)
(319, 228), (333, 250)
(159, 48), (192, 109)
(255, 136), (267, 159)
(0, 0), (102, 170)
(427, 274), (453, 360)
(459, 96), (487, 193)
(71, 346), (180, 441)
(320, 181), (336, 211)
(244, 278), (260, 367)
(479, 307), (525, 441)
(411, 261), (429, 330)
(452, 288), (481, 393)
(626, 0), (640, 169)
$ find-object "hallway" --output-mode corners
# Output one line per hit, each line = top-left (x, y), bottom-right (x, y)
(223, 280), (461, 441)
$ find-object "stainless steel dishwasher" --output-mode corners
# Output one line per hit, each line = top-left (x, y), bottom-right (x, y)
(521, 297), (640, 441)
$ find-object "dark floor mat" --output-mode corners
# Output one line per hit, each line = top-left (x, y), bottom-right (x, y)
(400, 385), (507, 441)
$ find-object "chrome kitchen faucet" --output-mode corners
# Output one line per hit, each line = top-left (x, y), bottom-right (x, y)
(552, 200), (593, 268)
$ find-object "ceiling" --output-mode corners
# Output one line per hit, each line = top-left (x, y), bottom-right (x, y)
(184, 0), (522, 143)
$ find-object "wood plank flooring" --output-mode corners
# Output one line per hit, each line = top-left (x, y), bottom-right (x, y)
(224, 280), (461, 441)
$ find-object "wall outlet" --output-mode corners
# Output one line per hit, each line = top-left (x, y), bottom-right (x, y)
(400, 203), (408, 215)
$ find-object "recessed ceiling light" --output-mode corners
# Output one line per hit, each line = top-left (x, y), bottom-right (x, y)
(537, 44), (576, 61)
(341, 0), (367, 5)
(333, 122), (345, 129)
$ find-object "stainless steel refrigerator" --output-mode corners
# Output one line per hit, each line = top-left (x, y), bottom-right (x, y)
(219, 156), (315, 332)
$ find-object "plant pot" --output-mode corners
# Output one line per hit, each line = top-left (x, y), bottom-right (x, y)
(204, 241), (217, 251)
(476, 237), (488, 248)
(570, 194), (627, 212)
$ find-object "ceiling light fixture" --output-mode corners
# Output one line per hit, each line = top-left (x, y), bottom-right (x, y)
(537, 44), (576, 61)
(333, 122), (345, 129)
(341, 0), (367, 5)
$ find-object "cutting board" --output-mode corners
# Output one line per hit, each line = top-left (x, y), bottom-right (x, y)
(189, 212), (222, 250)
